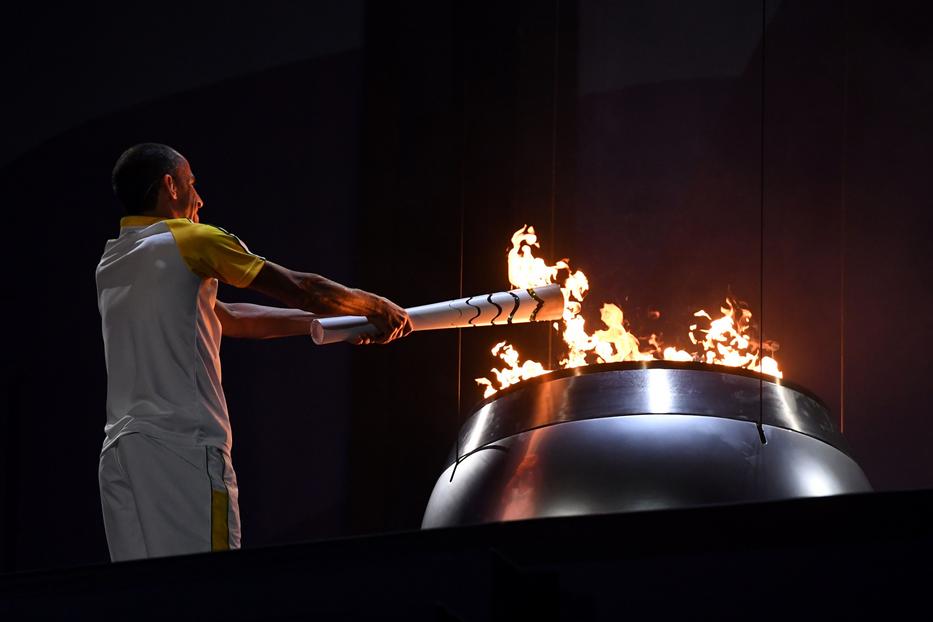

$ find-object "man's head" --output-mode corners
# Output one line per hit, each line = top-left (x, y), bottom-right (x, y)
(111, 143), (203, 222)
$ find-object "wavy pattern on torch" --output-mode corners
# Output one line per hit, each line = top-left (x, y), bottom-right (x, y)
(486, 293), (503, 325)
(527, 287), (545, 322)
(507, 291), (522, 324)
(465, 296), (483, 326)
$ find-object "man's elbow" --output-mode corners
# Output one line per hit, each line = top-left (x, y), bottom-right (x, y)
(217, 303), (248, 338)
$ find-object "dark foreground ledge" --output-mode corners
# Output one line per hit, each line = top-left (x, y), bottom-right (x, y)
(3, 490), (932, 620)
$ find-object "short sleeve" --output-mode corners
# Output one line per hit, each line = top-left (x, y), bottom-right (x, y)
(165, 219), (266, 288)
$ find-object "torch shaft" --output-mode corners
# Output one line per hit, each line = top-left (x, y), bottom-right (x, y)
(311, 283), (564, 345)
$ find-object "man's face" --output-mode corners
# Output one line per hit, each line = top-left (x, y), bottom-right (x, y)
(171, 159), (204, 222)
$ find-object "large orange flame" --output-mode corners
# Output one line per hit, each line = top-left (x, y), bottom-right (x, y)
(476, 225), (782, 398)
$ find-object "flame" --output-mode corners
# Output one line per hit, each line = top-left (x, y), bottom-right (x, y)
(476, 341), (549, 399)
(477, 225), (783, 397)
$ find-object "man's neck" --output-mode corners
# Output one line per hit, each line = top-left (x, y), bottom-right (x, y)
(140, 205), (183, 220)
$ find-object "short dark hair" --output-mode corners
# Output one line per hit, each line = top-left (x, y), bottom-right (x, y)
(111, 143), (184, 214)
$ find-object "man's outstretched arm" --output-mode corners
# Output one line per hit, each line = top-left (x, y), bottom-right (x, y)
(235, 261), (412, 344)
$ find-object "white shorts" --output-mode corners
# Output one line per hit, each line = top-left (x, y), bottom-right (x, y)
(98, 432), (241, 561)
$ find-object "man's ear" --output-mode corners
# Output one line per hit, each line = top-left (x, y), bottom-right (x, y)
(162, 173), (178, 200)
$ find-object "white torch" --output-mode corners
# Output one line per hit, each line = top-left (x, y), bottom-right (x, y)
(311, 283), (564, 345)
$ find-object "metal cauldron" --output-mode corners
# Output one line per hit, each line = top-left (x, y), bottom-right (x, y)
(422, 361), (871, 528)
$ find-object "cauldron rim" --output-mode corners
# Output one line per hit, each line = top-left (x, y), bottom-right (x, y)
(472, 359), (826, 413)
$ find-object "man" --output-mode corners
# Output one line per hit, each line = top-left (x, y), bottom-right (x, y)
(96, 143), (411, 561)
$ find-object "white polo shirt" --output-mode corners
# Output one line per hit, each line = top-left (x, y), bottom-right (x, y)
(96, 216), (265, 454)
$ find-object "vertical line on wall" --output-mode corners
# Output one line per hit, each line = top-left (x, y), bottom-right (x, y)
(547, 0), (562, 370)
(457, 196), (464, 424)
(758, 0), (767, 435)
(455, 8), (467, 464)
(839, 0), (850, 435)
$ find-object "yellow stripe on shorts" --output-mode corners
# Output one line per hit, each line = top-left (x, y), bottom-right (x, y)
(211, 489), (230, 551)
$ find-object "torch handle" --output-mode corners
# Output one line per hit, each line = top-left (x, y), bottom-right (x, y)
(310, 283), (564, 345)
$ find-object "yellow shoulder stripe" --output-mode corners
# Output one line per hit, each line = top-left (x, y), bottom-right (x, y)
(164, 219), (265, 288)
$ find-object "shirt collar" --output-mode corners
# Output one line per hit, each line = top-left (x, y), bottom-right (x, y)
(120, 215), (169, 229)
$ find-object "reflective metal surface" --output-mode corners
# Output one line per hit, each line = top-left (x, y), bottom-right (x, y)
(452, 361), (848, 465)
(423, 364), (872, 529)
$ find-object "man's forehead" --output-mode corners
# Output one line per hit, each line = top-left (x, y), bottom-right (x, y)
(177, 158), (194, 178)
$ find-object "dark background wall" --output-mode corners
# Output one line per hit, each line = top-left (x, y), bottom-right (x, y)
(1, 0), (930, 573)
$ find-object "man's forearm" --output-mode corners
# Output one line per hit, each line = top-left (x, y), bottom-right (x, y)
(289, 272), (387, 316)
(249, 263), (386, 317)
(218, 303), (317, 339)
